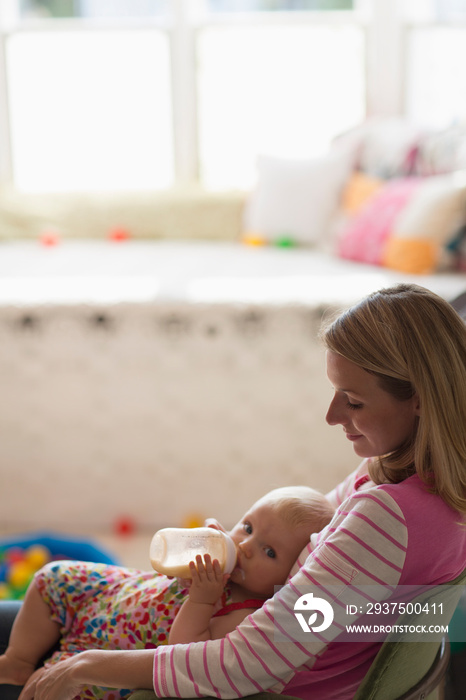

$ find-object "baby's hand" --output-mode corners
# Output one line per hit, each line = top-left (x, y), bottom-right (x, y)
(188, 554), (228, 606)
(175, 577), (192, 590)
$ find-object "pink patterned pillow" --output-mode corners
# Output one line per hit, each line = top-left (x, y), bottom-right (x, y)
(337, 178), (421, 265)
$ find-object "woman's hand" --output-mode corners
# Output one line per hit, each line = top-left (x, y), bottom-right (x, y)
(18, 657), (84, 700)
(17, 667), (45, 700)
(188, 554), (228, 606)
(18, 650), (155, 700)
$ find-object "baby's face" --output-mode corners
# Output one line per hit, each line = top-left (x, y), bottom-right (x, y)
(228, 502), (310, 598)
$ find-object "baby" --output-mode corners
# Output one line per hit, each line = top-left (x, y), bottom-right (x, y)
(170, 485), (334, 643)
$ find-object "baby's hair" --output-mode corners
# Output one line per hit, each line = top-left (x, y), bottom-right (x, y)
(256, 486), (334, 534)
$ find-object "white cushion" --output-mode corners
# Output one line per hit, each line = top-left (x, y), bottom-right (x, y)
(243, 151), (352, 246)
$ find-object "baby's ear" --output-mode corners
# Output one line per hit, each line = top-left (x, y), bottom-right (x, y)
(204, 517), (226, 532)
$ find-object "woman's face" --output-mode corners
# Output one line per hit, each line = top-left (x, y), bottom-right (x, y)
(325, 351), (420, 459)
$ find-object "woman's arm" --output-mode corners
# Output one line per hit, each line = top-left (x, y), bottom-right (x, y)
(169, 555), (227, 644)
(18, 649), (155, 700)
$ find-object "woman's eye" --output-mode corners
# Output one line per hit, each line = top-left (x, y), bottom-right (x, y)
(265, 548), (276, 559)
(346, 401), (363, 410)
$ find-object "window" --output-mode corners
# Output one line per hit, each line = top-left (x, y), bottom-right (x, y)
(0, 0), (465, 193)
(20, 0), (170, 19)
(7, 29), (173, 191)
(197, 23), (364, 188)
(206, 1), (354, 9)
(405, 24), (466, 130)
(400, 1), (466, 128)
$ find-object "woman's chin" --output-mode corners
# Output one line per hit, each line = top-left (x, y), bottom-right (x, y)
(351, 440), (374, 458)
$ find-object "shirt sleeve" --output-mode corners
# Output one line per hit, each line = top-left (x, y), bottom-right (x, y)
(288, 460), (372, 578)
(325, 459), (369, 509)
(152, 487), (408, 698)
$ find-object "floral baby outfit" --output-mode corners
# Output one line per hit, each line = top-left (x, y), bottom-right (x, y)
(35, 560), (189, 700)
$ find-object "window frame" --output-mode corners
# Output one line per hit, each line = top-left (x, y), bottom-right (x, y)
(0, 0), (463, 192)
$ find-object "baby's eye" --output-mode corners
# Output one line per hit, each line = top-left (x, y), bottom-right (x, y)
(243, 522), (252, 534)
(265, 547), (276, 559)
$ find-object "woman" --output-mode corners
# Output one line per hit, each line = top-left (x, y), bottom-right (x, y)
(2, 283), (466, 700)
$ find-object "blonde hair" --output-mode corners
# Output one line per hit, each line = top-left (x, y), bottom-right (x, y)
(321, 283), (466, 514)
(255, 486), (334, 534)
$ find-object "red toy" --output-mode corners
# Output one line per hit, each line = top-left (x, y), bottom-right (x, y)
(108, 228), (131, 242)
(39, 231), (60, 246)
(114, 516), (136, 536)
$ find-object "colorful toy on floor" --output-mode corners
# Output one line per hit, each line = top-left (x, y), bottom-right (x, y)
(0, 543), (52, 600)
(0, 533), (119, 601)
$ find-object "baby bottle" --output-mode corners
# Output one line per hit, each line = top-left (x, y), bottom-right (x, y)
(150, 527), (237, 579)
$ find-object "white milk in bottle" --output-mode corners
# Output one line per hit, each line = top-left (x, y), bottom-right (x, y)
(150, 527), (237, 579)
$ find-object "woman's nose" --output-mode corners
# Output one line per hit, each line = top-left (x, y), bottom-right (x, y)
(326, 394), (344, 426)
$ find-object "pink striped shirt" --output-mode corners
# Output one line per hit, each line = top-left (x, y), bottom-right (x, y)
(152, 464), (466, 700)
